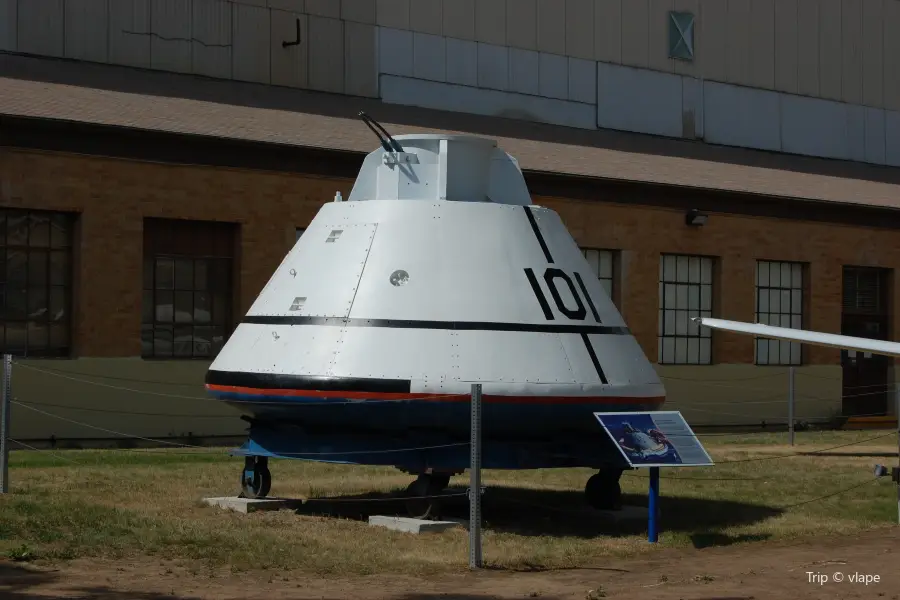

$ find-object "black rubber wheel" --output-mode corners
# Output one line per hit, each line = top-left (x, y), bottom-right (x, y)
(585, 470), (623, 510)
(240, 457), (272, 499)
(404, 475), (446, 519)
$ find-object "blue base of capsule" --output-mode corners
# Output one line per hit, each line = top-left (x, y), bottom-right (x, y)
(230, 419), (629, 472)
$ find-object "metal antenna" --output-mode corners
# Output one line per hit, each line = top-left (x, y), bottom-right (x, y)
(358, 111), (404, 152)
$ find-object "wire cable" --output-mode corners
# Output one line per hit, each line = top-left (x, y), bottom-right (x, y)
(11, 399), (471, 456)
(8, 438), (84, 465)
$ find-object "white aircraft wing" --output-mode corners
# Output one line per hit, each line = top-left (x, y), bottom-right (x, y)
(692, 317), (900, 358)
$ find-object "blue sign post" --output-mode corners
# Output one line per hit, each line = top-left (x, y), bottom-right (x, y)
(593, 411), (713, 543)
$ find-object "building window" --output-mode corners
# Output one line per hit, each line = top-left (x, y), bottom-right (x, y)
(756, 260), (804, 365)
(668, 11), (694, 61)
(582, 248), (616, 301)
(658, 254), (712, 364)
(296, 227), (305, 242)
(142, 218), (235, 359)
(0, 209), (74, 358)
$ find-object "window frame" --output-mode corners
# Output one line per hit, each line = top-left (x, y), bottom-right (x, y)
(581, 248), (617, 304)
(755, 260), (805, 366)
(658, 253), (714, 365)
(0, 208), (75, 359)
(141, 218), (235, 361)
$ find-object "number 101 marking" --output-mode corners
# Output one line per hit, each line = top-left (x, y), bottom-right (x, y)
(524, 267), (601, 322)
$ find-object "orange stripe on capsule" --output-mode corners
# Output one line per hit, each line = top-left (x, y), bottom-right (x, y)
(204, 384), (665, 405)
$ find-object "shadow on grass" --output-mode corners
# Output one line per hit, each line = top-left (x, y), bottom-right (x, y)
(291, 485), (781, 545)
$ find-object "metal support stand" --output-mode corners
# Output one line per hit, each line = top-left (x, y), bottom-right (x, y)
(648, 466), (659, 543)
(788, 367), (795, 446)
(468, 383), (483, 569)
(0, 354), (11, 494)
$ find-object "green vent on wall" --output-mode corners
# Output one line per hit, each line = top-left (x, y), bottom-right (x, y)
(668, 11), (694, 61)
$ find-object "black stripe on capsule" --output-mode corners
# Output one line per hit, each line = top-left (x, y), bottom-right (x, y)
(524, 267), (554, 320)
(573, 272), (602, 323)
(523, 206), (553, 263)
(580, 333), (609, 384)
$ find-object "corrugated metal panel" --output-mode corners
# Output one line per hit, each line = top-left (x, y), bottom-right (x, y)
(342, 0), (375, 24)
(593, 0), (621, 63)
(233, 3), (270, 83)
(537, 0), (565, 54)
(568, 57), (595, 104)
(477, 42), (508, 91)
(647, 0), (672, 73)
(864, 107), (886, 165)
(620, 0), (648, 67)
(344, 21), (378, 96)
(0, 0), (16, 51)
(703, 81), (780, 151)
(725, 0), (751, 84)
(445, 37), (477, 86)
(841, 0), (862, 104)
(509, 48), (539, 95)
(781, 95), (851, 160)
(307, 0), (340, 18)
(442, 0), (473, 40)
(192, 0), (232, 80)
(308, 15), (344, 92)
(861, 0), (883, 108)
(538, 52), (567, 99)
(748, 0), (775, 88)
(818, 0), (842, 100)
(270, 10), (308, 88)
(409, 0), (441, 35)
(796, 0), (819, 96)
(150, 0), (192, 74)
(375, 0), (409, 29)
(847, 104), (866, 162)
(681, 75), (703, 138)
(506, 0), (536, 50)
(672, 0), (698, 77)
(109, 0), (151, 68)
(475, 0), (505, 45)
(773, 0), (798, 93)
(380, 74), (596, 129)
(412, 32), (445, 82)
(698, 0), (725, 79)
(884, 110), (900, 167)
(378, 26), (413, 77)
(596, 63), (682, 138)
(882, 0), (900, 111)
(18, 0), (64, 57)
(65, 0), (109, 63)
(269, 0), (304, 11)
(565, 0), (593, 60)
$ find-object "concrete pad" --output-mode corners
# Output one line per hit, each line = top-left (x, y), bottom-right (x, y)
(368, 515), (464, 534)
(203, 497), (296, 514)
(593, 505), (654, 521)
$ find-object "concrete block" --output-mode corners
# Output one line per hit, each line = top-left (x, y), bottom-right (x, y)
(368, 515), (464, 534)
(203, 496), (295, 514)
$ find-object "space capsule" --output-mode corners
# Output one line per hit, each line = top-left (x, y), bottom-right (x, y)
(205, 114), (666, 515)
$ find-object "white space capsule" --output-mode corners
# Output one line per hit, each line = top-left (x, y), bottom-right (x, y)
(205, 116), (665, 513)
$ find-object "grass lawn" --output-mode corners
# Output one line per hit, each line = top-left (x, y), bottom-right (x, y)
(0, 429), (896, 576)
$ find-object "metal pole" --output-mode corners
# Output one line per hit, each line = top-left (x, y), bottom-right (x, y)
(468, 383), (483, 569)
(0, 354), (11, 494)
(788, 367), (795, 446)
(648, 467), (659, 543)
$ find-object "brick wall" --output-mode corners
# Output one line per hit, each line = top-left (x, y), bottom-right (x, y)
(3, 147), (899, 365)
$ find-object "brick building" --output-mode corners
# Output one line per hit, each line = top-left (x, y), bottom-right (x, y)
(2, 0), (900, 442)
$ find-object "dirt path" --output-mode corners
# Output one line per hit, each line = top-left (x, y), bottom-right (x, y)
(2, 528), (898, 600)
